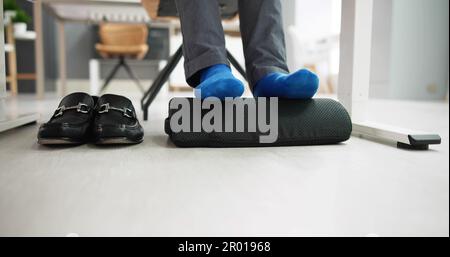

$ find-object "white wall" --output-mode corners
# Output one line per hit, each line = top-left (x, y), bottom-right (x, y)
(371, 0), (449, 100)
(389, 0), (449, 101)
(284, 0), (338, 70)
(283, 0), (341, 85)
(294, 0), (337, 40)
(370, 0), (393, 99)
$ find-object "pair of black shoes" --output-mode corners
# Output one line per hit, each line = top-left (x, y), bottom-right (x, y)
(38, 93), (144, 145)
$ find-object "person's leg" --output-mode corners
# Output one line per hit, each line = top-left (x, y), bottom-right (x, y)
(239, 0), (319, 99)
(175, 0), (244, 99)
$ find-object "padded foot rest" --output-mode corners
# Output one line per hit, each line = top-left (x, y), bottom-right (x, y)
(165, 98), (352, 147)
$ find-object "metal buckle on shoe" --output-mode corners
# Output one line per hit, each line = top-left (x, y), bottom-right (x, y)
(98, 103), (110, 114)
(77, 103), (90, 114)
(54, 106), (66, 117)
(54, 103), (90, 117)
(98, 103), (135, 119)
(123, 108), (135, 118)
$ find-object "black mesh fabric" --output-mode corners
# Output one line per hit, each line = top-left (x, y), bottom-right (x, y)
(165, 98), (352, 148)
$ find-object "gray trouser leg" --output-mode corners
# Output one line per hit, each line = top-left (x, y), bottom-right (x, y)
(175, 0), (289, 89)
(239, 0), (289, 89)
(175, 0), (229, 87)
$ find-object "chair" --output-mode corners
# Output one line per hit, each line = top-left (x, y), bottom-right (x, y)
(140, 0), (246, 120)
(95, 23), (149, 93)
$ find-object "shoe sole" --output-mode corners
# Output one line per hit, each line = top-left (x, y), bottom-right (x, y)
(38, 137), (84, 145)
(93, 137), (143, 145)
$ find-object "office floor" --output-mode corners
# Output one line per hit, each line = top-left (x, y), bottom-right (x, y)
(0, 89), (448, 237)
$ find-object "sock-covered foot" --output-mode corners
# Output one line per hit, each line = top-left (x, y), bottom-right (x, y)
(253, 69), (319, 99)
(195, 64), (245, 100)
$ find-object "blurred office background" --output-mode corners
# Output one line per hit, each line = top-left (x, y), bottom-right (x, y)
(281, 0), (449, 101)
(1, 0), (449, 237)
(3, 0), (449, 101)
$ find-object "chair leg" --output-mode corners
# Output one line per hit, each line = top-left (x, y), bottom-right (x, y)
(141, 45), (184, 121)
(100, 59), (122, 93)
(226, 49), (247, 81)
(140, 47), (247, 121)
(122, 59), (146, 93)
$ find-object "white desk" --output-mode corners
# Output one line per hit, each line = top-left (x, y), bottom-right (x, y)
(337, 0), (441, 150)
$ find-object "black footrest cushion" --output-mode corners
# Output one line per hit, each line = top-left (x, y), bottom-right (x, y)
(165, 98), (352, 148)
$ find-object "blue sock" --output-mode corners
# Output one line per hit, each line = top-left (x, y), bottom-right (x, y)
(195, 64), (245, 100)
(253, 69), (319, 99)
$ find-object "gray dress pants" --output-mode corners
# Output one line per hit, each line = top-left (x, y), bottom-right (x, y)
(175, 0), (289, 90)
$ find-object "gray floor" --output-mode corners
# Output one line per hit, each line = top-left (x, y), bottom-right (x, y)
(0, 92), (448, 237)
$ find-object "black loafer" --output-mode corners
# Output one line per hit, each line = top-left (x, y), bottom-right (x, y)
(38, 92), (97, 145)
(93, 94), (144, 145)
